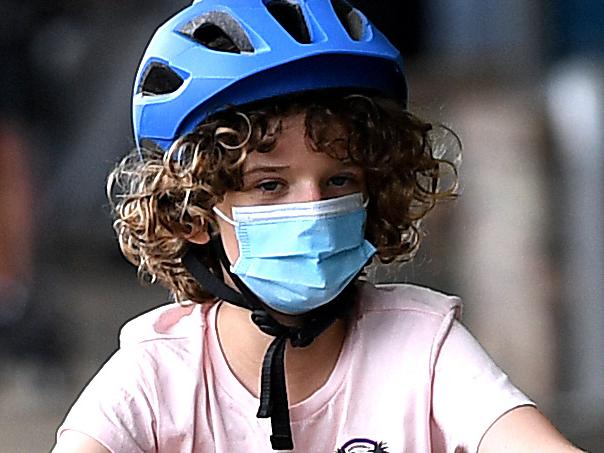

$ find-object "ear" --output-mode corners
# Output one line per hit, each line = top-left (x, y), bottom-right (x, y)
(184, 210), (214, 244)
(187, 226), (210, 245)
(187, 217), (210, 245)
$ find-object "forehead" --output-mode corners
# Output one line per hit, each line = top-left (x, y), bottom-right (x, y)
(245, 112), (350, 166)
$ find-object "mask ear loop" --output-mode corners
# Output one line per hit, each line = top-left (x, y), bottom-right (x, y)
(212, 206), (236, 226)
(362, 196), (370, 209)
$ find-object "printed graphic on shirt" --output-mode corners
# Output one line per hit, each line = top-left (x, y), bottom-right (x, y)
(336, 438), (390, 453)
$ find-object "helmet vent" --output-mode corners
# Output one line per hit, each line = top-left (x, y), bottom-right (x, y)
(139, 62), (184, 95)
(264, 1), (311, 44)
(331, 0), (366, 41)
(180, 12), (254, 54)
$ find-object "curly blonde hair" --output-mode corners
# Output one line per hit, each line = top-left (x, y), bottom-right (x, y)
(107, 93), (458, 303)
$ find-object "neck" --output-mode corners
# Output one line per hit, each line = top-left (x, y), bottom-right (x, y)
(216, 301), (347, 405)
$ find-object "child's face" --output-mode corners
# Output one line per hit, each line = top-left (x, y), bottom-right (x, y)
(214, 113), (367, 264)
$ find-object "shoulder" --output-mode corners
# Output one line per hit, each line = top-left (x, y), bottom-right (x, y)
(119, 301), (208, 346)
(88, 302), (211, 381)
(56, 303), (214, 445)
(110, 301), (213, 379)
(356, 282), (462, 320)
(350, 283), (463, 367)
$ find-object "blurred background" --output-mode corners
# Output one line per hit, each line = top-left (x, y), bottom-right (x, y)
(0, 0), (602, 451)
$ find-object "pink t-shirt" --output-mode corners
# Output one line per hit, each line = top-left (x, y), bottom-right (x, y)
(57, 283), (533, 452)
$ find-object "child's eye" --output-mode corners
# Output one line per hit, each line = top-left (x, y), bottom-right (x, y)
(328, 175), (352, 187)
(256, 180), (283, 192)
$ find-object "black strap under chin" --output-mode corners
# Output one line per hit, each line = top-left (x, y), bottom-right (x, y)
(258, 335), (292, 450)
(183, 241), (355, 451)
(181, 249), (247, 308)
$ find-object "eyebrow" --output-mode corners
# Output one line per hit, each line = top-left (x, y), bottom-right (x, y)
(243, 165), (290, 176)
(242, 160), (362, 177)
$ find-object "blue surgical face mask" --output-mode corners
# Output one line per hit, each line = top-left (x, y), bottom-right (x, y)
(213, 193), (376, 315)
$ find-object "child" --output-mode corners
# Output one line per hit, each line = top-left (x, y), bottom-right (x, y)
(54, 1), (584, 452)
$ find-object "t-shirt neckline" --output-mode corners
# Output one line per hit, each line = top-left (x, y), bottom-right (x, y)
(205, 301), (355, 422)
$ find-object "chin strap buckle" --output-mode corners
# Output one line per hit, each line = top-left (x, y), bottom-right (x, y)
(269, 433), (295, 451)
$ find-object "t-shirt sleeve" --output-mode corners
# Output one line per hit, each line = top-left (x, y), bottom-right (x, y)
(56, 347), (158, 453)
(430, 320), (535, 452)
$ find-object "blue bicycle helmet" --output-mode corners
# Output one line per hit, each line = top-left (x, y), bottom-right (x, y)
(133, 0), (407, 150)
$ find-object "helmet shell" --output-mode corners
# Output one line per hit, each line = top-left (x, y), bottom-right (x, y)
(133, 0), (407, 149)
